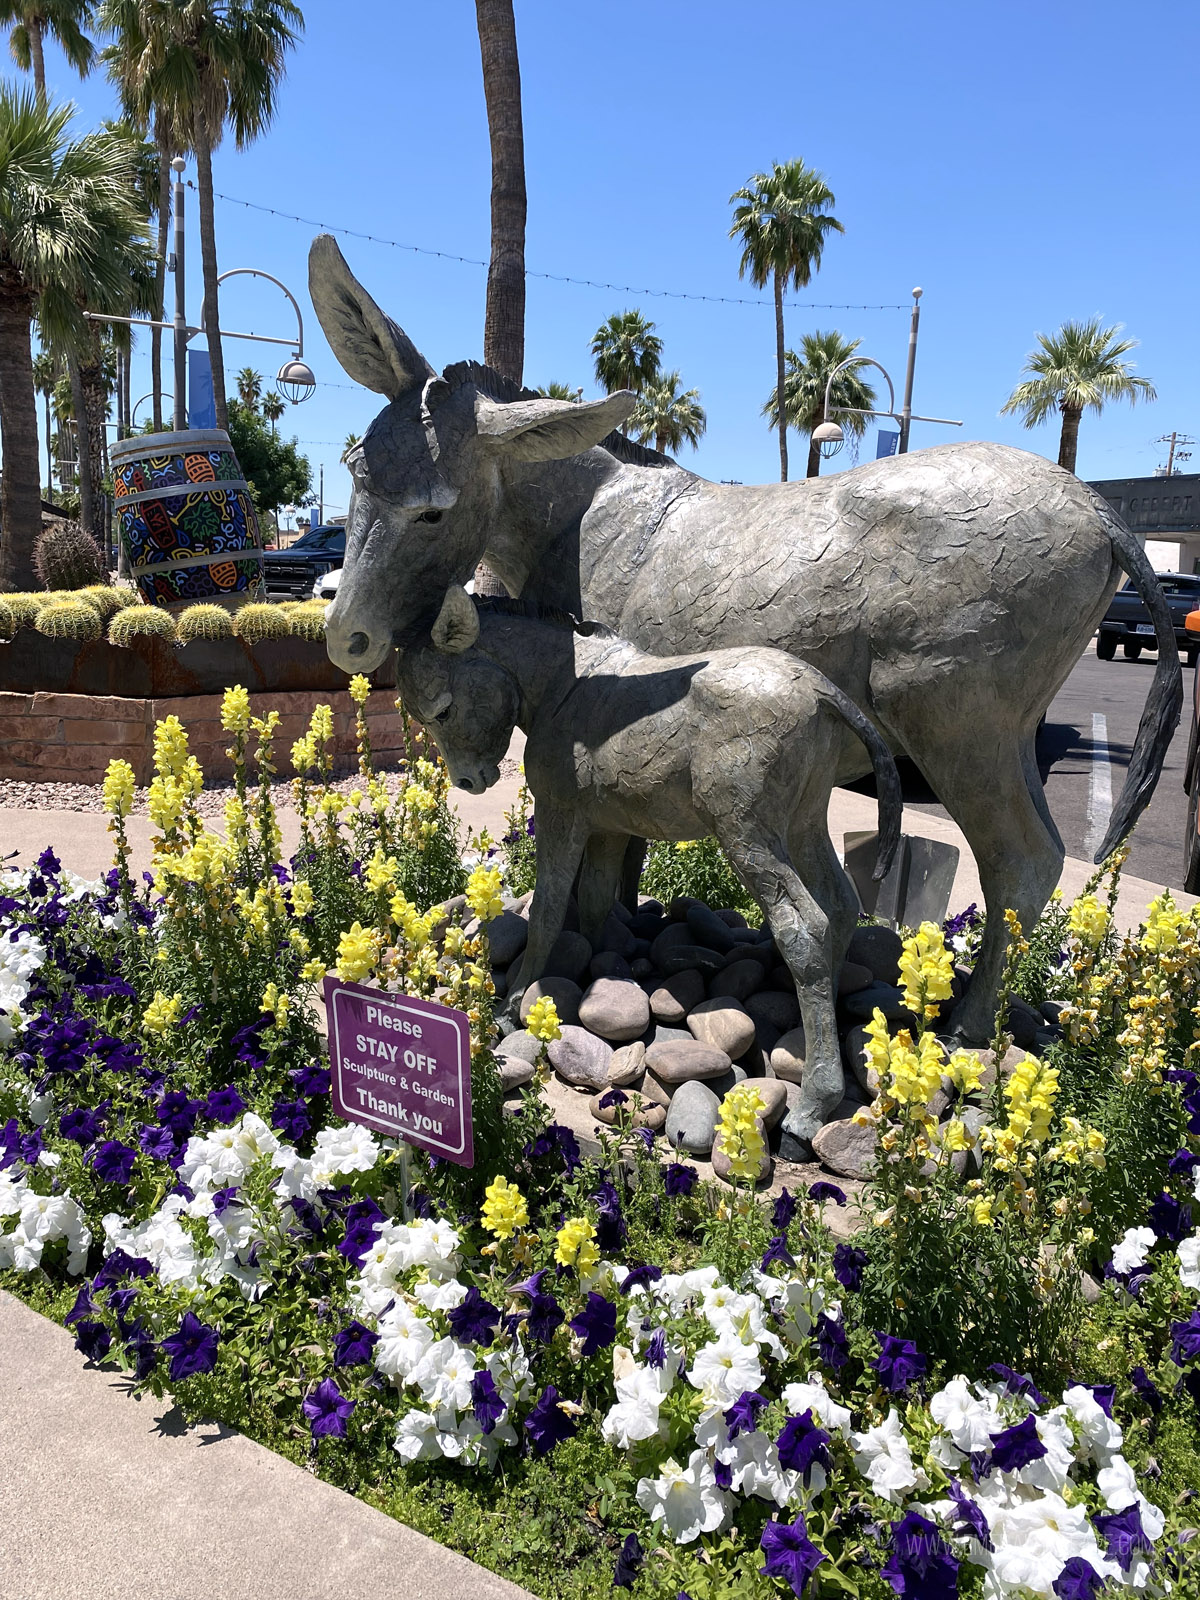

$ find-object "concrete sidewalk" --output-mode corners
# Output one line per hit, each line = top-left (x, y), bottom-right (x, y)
(0, 1288), (533, 1600)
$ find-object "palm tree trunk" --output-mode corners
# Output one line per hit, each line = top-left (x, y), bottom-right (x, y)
(0, 279), (44, 589)
(193, 110), (228, 431)
(27, 19), (46, 102)
(152, 122), (171, 432)
(475, 0), (526, 385)
(1058, 404), (1082, 475)
(67, 353), (95, 543)
(43, 388), (52, 500)
(122, 344), (131, 439)
(806, 435), (821, 478)
(773, 270), (788, 482)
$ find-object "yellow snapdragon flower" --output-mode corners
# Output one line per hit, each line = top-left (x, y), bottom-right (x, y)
(220, 684), (251, 734)
(102, 758), (136, 820)
(143, 990), (183, 1035)
(525, 996), (562, 1043)
(481, 1175), (528, 1240)
(466, 865), (505, 923)
(261, 982), (289, 1026)
(1143, 893), (1185, 953)
(554, 1216), (598, 1275)
(898, 921), (955, 1022)
(714, 1083), (766, 1180)
(349, 673), (371, 706)
(335, 921), (379, 982)
(1068, 894), (1109, 948)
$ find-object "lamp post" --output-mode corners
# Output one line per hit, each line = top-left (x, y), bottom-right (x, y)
(812, 288), (961, 458)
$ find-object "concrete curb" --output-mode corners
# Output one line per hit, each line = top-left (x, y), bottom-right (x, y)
(0, 1288), (534, 1600)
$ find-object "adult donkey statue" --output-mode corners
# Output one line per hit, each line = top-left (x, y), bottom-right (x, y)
(311, 234), (1181, 1059)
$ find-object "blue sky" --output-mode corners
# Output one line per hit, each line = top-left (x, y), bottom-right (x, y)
(43, 0), (1200, 520)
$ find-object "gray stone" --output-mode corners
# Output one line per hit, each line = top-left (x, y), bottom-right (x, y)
(503, 890), (533, 914)
(607, 1041), (647, 1087)
(1006, 994), (1044, 1050)
(491, 966), (508, 999)
(770, 1026), (808, 1084)
(712, 1119), (772, 1185)
(664, 1080), (721, 1155)
(837, 960), (873, 996)
(709, 958), (768, 1002)
(754, 1017), (782, 1056)
(746, 990), (801, 1033)
(519, 977), (582, 1029)
(742, 1077), (788, 1129)
(589, 1089), (665, 1130)
(810, 1110), (878, 1179)
(610, 899), (633, 925)
(598, 913), (638, 959)
(650, 921), (696, 970)
(497, 1029), (544, 1065)
(497, 1055), (536, 1091)
(847, 925), (904, 986)
(644, 1038), (733, 1085)
(590, 951), (634, 982)
(658, 945), (726, 978)
(578, 978), (651, 1043)
(485, 909), (529, 969)
(706, 1063), (749, 1099)
(649, 968), (706, 1024)
(630, 957), (655, 979)
(547, 1026), (613, 1090)
(715, 907), (748, 928)
(652, 1024), (692, 1046)
(841, 981), (910, 1023)
(639, 1071), (673, 1110)
(543, 929), (593, 985)
(722, 939), (775, 968)
(686, 997), (756, 1060)
(686, 902), (738, 953)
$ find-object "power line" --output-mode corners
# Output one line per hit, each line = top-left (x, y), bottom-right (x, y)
(202, 183), (909, 314)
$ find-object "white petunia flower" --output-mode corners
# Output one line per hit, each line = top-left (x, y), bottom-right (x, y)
(635, 1450), (729, 1544)
(688, 1333), (763, 1405)
(601, 1364), (669, 1449)
(851, 1409), (923, 1502)
(1096, 1454), (1139, 1511)
(1112, 1226), (1156, 1275)
(1061, 1386), (1123, 1463)
(781, 1374), (852, 1437)
(976, 1481), (1120, 1596)
(374, 1303), (435, 1383)
(393, 1408), (443, 1461)
(309, 1123), (379, 1184)
(929, 1375), (1000, 1455)
(1178, 1231), (1200, 1291)
(410, 1337), (476, 1411)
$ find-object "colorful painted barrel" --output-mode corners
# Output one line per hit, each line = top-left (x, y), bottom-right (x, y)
(110, 428), (264, 607)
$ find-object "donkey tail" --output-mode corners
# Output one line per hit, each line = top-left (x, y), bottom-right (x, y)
(816, 677), (903, 881)
(1092, 499), (1184, 862)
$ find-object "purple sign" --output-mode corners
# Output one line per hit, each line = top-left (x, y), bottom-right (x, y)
(324, 977), (474, 1167)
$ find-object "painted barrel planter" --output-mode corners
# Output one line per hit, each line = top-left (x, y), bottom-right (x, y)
(110, 428), (264, 607)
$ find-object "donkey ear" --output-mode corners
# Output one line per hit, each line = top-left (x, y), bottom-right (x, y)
(309, 235), (433, 399)
(430, 584), (480, 655)
(474, 391), (637, 462)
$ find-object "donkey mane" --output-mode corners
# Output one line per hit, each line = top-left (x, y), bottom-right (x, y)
(441, 359), (673, 471)
(473, 595), (615, 639)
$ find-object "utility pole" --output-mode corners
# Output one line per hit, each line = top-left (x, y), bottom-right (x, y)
(171, 157), (187, 430)
(898, 287), (922, 454)
(319, 463), (324, 523)
(1157, 432), (1195, 476)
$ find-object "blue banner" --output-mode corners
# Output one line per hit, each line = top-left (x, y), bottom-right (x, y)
(876, 430), (900, 459)
(187, 349), (216, 430)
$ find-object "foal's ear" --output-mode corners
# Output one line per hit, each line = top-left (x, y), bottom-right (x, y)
(430, 584), (480, 654)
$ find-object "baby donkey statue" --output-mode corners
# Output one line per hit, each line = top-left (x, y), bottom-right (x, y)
(397, 585), (903, 1151)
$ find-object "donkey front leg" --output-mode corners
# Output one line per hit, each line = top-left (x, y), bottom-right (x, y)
(721, 827), (843, 1160)
(503, 805), (588, 1025)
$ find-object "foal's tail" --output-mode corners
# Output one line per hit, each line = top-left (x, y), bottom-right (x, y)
(816, 677), (903, 882)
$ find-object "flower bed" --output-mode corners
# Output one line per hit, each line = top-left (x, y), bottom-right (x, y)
(3, 685), (1200, 1599)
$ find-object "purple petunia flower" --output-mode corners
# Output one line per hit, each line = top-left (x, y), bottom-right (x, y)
(777, 1410), (833, 1483)
(156, 1090), (202, 1137)
(159, 1312), (219, 1381)
(833, 1243), (868, 1292)
(1083, 1383), (1116, 1419)
(1168, 1147), (1200, 1177)
(873, 1334), (927, 1394)
(292, 1064), (331, 1098)
(816, 1310), (849, 1371)
(126, 1328), (159, 1381)
(598, 1088), (629, 1111)
(526, 1291), (564, 1344)
(271, 1096), (312, 1143)
(713, 1456), (733, 1489)
(205, 1085), (246, 1123)
(613, 1532), (644, 1589)
(772, 1189), (797, 1230)
(947, 1478), (992, 1550)
(761, 1235), (795, 1271)
(35, 846), (61, 877)
(569, 1292), (618, 1357)
(881, 1510), (959, 1599)
(74, 1319), (112, 1363)
(524, 1385), (577, 1456)
(1053, 1557), (1105, 1600)
(337, 1198), (384, 1267)
(288, 1196), (325, 1236)
(91, 1139), (138, 1187)
(1131, 1366), (1162, 1413)
(644, 1329), (668, 1369)
(59, 1106), (104, 1147)
(302, 1377), (356, 1440)
(448, 1285), (502, 1346)
(1170, 1309), (1200, 1366)
(471, 1369), (506, 1435)
(989, 1414), (1046, 1474)
(93, 1249), (152, 1289)
(620, 1264), (663, 1295)
(664, 1162), (698, 1198)
(724, 1389), (767, 1439)
(1148, 1189), (1193, 1244)
(593, 1179), (627, 1251)
(1093, 1503), (1153, 1572)
(759, 1513), (825, 1597)
(808, 1181), (847, 1206)
(332, 1320), (379, 1368)
(63, 1285), (94, 1327)
(988, 1364), (1047, 1407)
(139, 1124), (178, 1163)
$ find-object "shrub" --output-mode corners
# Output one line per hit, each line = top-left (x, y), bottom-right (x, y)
(177, 603), (235, 642)
(640, 836), (762, 924)
(290, 604), (327, 642)
(33, 521), (106, 591)
(0, 597), (13, 638)
(3, 593), (43, 630)
(80, 586), (135, 621)
(34, 600), (103, 641)
(108, 606), (179, 646)
(232, 602), (293, 645)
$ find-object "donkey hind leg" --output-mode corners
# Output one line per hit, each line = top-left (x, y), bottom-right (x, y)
(787, 818), (860, 974)
(504, 808), (588, 1027)
(911, 730), (1063, 1045)
(722, 829), (843, 1157)
(577, 831), (631, 945)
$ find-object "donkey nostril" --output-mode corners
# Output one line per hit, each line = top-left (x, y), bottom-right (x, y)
(456, 777), (475, 793)
(347, 632), (369, 657)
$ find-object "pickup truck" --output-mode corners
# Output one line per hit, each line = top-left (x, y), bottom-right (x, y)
(262, 524), (346, 598)
(1096, 572), (1200, 665)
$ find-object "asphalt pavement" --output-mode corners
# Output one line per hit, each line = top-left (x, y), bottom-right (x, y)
(904, 641), (1193, 890)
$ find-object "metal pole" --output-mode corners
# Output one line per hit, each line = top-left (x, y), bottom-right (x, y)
(319, 463), (324, 523)
(898, 287), (922, 454)
(171, 157), (188, 430)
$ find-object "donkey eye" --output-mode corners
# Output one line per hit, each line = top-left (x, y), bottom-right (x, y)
(434, 707), (452, 724)
(418, 508), (443, 525)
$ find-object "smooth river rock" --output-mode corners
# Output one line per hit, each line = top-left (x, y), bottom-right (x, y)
(770, 1026), (808, 1084)
(648, 968), (707, 1024)
(607, 1040), (647, 1087)
(542, 929), (594, 985)
(664, 1079), (721, 1155)
(484, 909), (529, 970)
(547, 1025), (613, 1091)
(588, 1089), (665, 1130)
(644, 1038), (733, 1085)
(708, 958), (768, 1002)
(847, 924), (904, 986)
(578, 977), (651, 1042)
(519, 977), (582, 1029)
(686, 996), (756, 1060)
(746, 989), (801, 1033)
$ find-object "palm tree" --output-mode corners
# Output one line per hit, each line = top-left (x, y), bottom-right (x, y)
(729, 161), (843, 482)
(236, 364), (262, 408)
(0, 0), (94, 100)
(762, 331), (877, 479)
(591, 310), (663, 397)
(32, 346), (56, 496)
(536, 381), (579, 401)
(262, 389), (284, 433)
(629, 370), (706, 457)
(0, 87), (145, 587)
(1000, 317), (1156, 476)
(340, 429), (360, 462)
(475, 0), (525, 383)
(97, 0), (302, 433)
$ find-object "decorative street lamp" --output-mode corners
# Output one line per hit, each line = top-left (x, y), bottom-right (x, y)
(812, 288), (962, 456)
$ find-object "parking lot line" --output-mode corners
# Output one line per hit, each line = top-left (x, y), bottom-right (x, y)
(1084, 711), (1113, 861)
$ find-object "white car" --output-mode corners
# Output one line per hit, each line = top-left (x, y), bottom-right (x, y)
(312, 566), (342, 603)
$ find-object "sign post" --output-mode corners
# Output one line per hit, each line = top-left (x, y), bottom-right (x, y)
(323, 978), (474, 1173)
